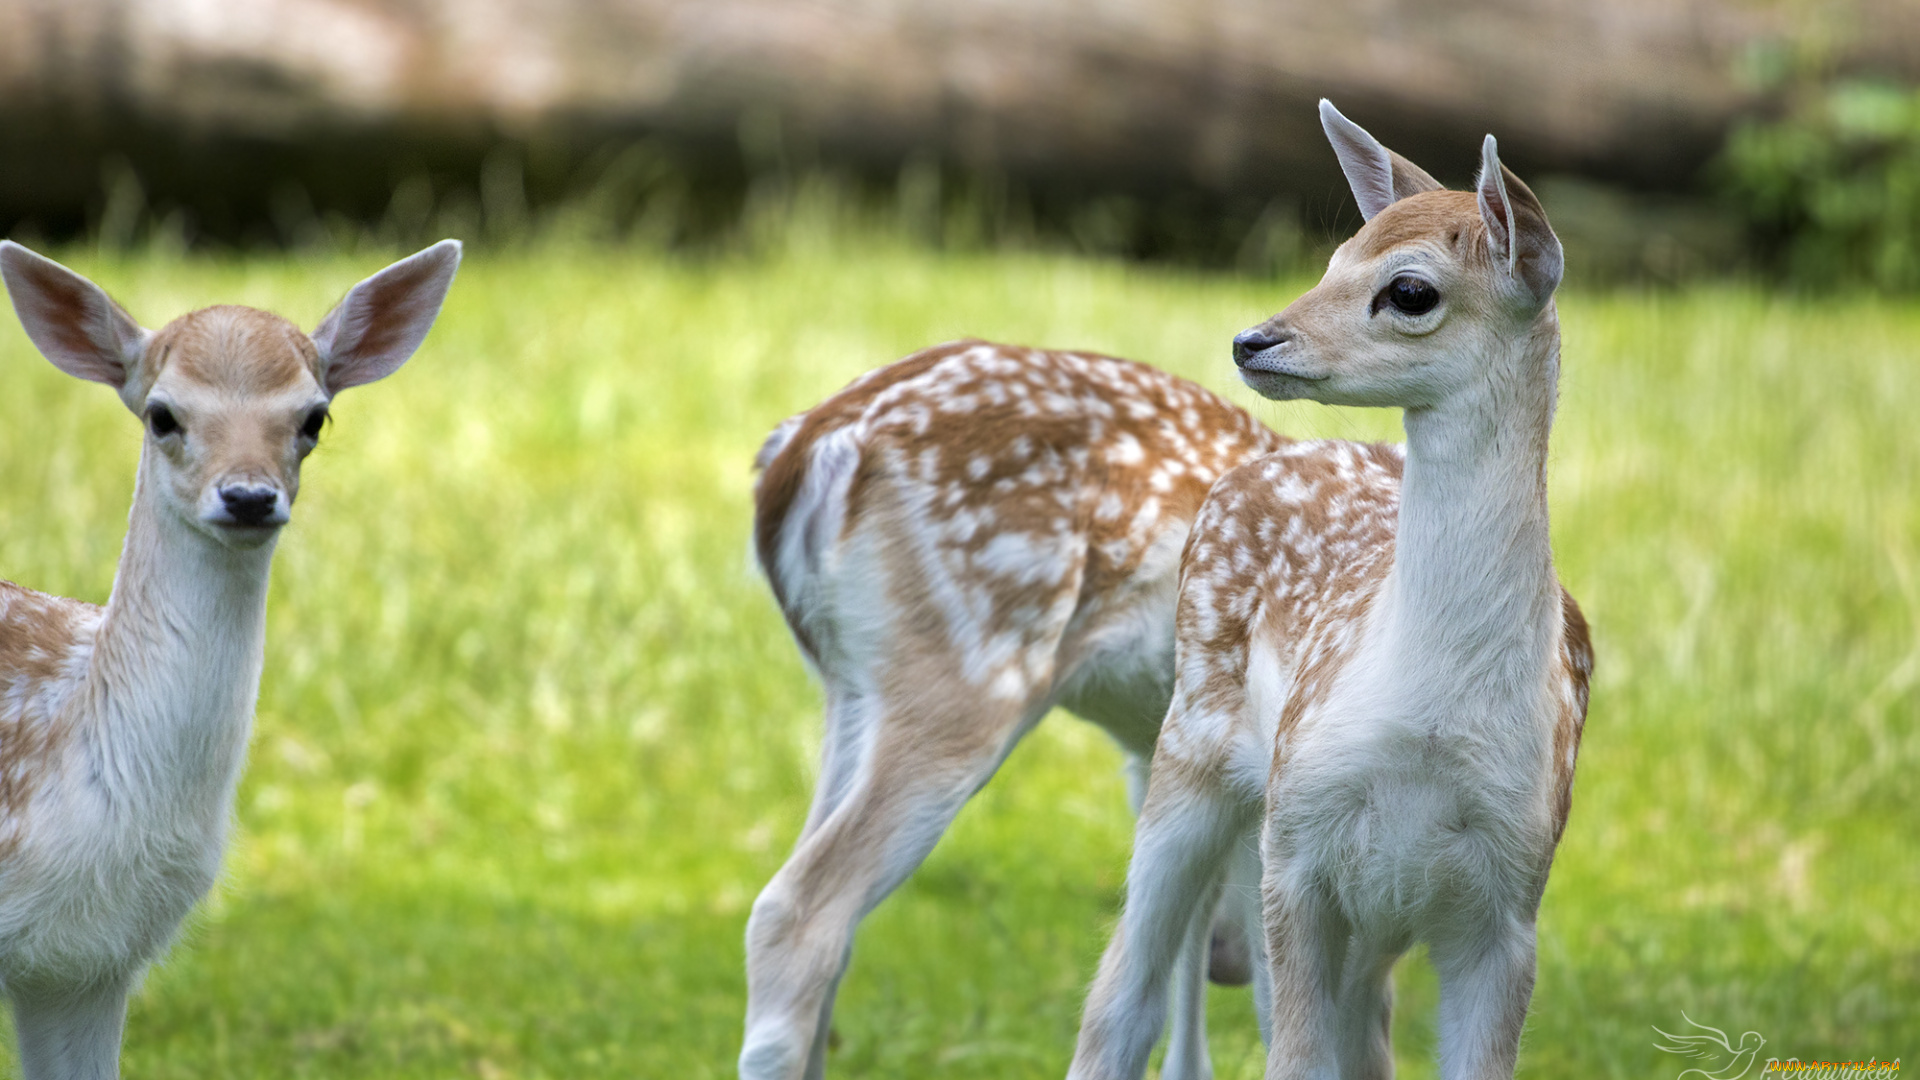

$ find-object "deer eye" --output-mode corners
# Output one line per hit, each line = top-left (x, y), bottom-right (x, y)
(146, 403), (181, 437)
(1378, 275), (1440, 316)
(300, 407), (328, 441)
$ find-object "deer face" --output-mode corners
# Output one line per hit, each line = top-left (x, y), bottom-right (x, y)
(136, 308), (331, 546)
(1, 239), (462, 550)
(1233, 101), (1561, 411)
(1235, 191), (1509, 409)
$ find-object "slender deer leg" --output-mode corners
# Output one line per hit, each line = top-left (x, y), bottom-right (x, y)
(1430, 919), (1535, 1080)
(798, 964), (847, 1080)
(1217, 836), (1273, 1044)
(11, 974), (133, 1080)
(754, 690), (868, 1080)
(740, 695), (1042, 1080)
(1069, 764), (1249, 1080)
(1206, 816), (1258, 990)
(1160, 877), (1222, 1080)
(1261, 861), (1348, 1080)
(795, 689), (871, 843)
(1121, 747), (1235, 1073)
(1333, 937), (1397, 1080)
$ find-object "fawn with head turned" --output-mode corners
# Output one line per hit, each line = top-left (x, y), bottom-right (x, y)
(1068, 102), (1592, 1080)
(0, 239), (460, 1079)
(741, 340), (1298, 1079)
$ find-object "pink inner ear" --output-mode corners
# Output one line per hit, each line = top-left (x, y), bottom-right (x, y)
(320, 243), (458, 392)
(1478, 172), (1515, 266)
(10, 258), (129, 387)
(346, 267), (433, 366)
(1327, 134), (1397, 220)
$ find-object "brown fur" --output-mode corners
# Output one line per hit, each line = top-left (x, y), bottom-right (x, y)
(1352, 191), (1489, 264)
(1551, 589), (1593, 842)
(1163, 439), (1592, 826)
(753, 340), (1283, 666)
(751, 340), (972, 648)
(1175, 441), (1404, 756)
(0, 582), (100, 858)
(143, 307), (322, 398)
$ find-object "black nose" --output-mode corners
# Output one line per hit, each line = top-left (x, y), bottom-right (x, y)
(1232, 327), (1288, 367)
(219, 485), (280, 526)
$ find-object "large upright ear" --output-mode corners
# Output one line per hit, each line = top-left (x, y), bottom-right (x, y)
(1475, 135), (1563, 305)
(0, 241), (150, 402)
(1319, 99), (1443, 221)
(311, 239), (461, 394)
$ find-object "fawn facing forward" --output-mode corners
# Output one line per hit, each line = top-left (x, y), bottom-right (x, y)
(743, 341), (1291, 1079)
(1069, 103), (1592, 1080)
(0, 240), (460, 1079)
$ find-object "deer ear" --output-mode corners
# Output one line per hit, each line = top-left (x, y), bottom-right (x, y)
(311, 239), (461, 394)
(1320, 99), (1443, 221)
(1475, 136), (1563, 305)
(0, 241), (150, 402)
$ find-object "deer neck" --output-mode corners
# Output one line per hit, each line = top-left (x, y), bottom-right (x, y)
(1380, 309), (1562, 703)
(82, 449), (277, 818)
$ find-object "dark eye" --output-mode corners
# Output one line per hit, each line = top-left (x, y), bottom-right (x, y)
(146, 404), (181, 437)
(1379, 275), (1440, 316)
(301, 407), (328, 441)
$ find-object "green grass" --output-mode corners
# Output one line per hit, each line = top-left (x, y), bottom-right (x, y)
(0, 233), (1915, 1078)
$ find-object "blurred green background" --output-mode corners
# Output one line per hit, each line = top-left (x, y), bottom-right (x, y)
(6, 2), (1920, 1073)
(0, 210), (1913, 1075)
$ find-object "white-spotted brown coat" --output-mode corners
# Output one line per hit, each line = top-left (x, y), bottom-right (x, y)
(740, 339), (1287, 1080)
(1067, 103), (1594, 1080)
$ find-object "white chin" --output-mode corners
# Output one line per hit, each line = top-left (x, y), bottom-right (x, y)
(1237, 368), (1320, 401)
(201, 520), (284, 549)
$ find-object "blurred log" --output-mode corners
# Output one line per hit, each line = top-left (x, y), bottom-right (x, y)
(0, 0), (1913, 244)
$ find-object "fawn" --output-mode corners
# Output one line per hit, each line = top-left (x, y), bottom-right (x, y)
(741, 341), (1292, 1079)
(1067, 103), (1592, 1080)
(0, 239), (461, 1079)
